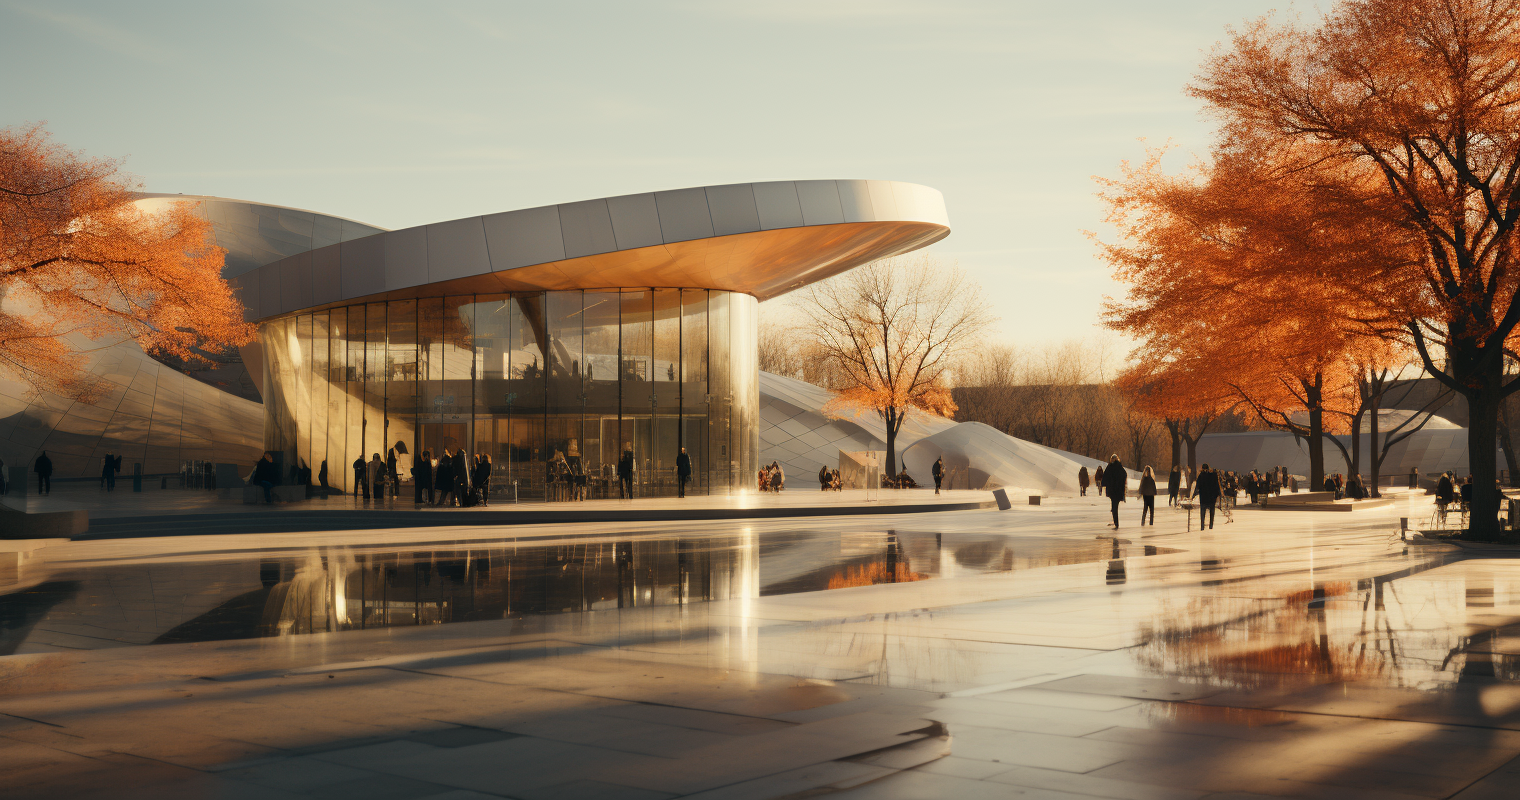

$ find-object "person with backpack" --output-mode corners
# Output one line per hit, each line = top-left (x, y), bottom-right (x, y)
(1077, 465), (1089, 497)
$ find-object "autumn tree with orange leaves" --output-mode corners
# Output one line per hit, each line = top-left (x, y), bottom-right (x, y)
(1190, 0), (1520, 537)
(1098, 144), (1404, 487)
(796, 254), (991, 477)
(1115, 354), (1237, 477)
(1, 124), (253, 400)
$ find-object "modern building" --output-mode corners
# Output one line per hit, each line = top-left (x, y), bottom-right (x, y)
(2, 181), (951, 500)
(0, 195), (382, 484)
(239, 180), (949, 499)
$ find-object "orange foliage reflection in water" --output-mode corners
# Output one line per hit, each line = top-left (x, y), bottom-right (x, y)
(827, 563), (927, 589)
(1134, 581), (1387, 689)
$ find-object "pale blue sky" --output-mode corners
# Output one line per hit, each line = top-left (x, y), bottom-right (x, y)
(0, 0), (1283, 347)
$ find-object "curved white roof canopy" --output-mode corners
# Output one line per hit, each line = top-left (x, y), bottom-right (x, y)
(234, 180), (949, 322)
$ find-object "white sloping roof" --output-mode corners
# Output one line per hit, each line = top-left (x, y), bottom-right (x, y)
(900, 422), (1089, 495)
(759, 371), (1132, 492)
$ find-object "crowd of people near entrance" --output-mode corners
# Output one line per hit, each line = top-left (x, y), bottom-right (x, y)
(1079, 457), (1315, 530)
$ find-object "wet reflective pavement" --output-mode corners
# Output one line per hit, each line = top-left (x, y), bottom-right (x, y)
(2, 495), (1518, 798)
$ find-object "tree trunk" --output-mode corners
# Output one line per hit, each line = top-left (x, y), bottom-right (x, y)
(1500, 397), (1519, 488)
(1306, 376), (1325, 489)
(1369, 391), (1381, 498)
(885, 408), (898, 480)
(1349, 406), (1363, 479)
(1166, 419), (1182, 470)
(1468, 386), (1502, 540)
(1185, 434), (1200, 476)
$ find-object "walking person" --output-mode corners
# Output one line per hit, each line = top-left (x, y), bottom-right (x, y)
(676, 447), (691, 497)
(1167, 464), (1180, 507)
(1139, 466), (1157, 525)
(34, 451), (52, 496)
(352, 454), (368, 500)
(1101, 455), (1127, 528)
(474, 454), (492, 506)
(101, 453), (118, 491)
(819, 464), (830, 491)
(933, 456), (944, 495)
(1077, 465), (1089, 497)
(1196, 464), (1221, 530)
(452, 448), (469, 505)
(318, 459), (329, 491)
(1094, 464), (1105, 497)
(618, 443), (634, 499)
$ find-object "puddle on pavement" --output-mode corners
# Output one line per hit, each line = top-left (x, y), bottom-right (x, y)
(1133, 573), (1520, 689)
(0, 529), (1181, 653)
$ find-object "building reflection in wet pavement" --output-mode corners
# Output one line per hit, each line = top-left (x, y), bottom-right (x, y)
(8, 502), (1520, 798)
(1, 528), (1182, 653)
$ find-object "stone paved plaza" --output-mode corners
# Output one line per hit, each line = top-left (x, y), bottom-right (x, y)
(3, 493), (1519, 799)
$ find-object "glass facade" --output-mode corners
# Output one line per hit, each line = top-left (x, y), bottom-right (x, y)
(260, 290), (760, 499)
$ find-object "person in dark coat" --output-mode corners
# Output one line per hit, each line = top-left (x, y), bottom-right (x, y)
(1460, 475), (1473, 505)
(414, 450), (433, 505)
(1435, 472), (1455, 507)
(474, 454), (492, 506)
(933, 456), (944, 495)
(676, 447), (692, 497)
(318, 459), (329, 490)
(435, 449), (454, 506)
(1077, 465), (1089, 497)
(1094, 464), (1105, 497)
(352, 454), (368, 499)
(819, 464), (830, 491)
(1139, 466), (1157, 525)
(34, 451), (53, 495)
(618, 443), (634, 499)
(452, 448), (469, 504)
(1101, 455), (1128, 528)
(1195, 464), (1221, 529)
(101, 453), (120, 491)
(1167, 465), (1181, 506)
(251, 452), (278, 504)
(386, 449), (399, 498)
